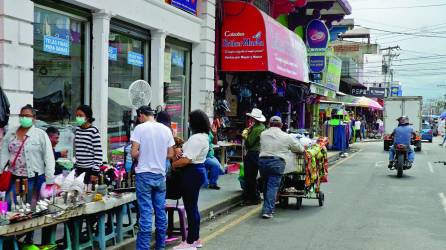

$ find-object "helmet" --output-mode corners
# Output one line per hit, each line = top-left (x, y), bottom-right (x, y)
(397, 116), (409, 125)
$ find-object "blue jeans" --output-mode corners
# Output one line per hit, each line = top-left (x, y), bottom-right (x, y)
(389, 145), (415, 162)
(180, 164), (206, 244)
(136, 172), (167, 250)
(5, 174), (45, 209)
(203, 157), (224, 186)
(258, 157), (285, 215)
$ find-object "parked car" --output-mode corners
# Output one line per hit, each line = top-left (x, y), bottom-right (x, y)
(421, 123), (433, 143)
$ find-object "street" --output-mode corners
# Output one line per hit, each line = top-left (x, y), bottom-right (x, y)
(202, 139), (446, 250)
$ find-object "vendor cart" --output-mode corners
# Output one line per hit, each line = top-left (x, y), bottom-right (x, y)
(277, 138), (329, 209)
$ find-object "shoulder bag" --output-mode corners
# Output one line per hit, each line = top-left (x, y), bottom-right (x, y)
(0, 136), (28, 191)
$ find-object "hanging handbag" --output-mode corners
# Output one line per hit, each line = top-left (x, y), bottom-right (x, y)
(0, 136), (28, 191)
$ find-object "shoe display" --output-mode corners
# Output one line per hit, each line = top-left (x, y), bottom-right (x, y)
(173, 241), (197, 250)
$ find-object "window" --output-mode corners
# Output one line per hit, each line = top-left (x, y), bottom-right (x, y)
(108, 27), (148, 151)
(33, 6), (86, 124)
(164, 39), (191, 139)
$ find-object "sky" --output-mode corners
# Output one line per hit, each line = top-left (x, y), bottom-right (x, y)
(347, 0), (446, 101)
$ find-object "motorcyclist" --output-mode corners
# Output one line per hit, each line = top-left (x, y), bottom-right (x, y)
(388, 116), (416, 169)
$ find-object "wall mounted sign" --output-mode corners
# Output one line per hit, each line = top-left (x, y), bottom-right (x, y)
(306, 19), (329, 73)
(171, 0), (198, 15)
(127, 51), (144, 67)
(221, 1), (309, 82)
(43, 35), (70, 56)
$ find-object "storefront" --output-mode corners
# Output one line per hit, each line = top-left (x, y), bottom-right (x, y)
(0, 0), (216, 160)
(218, 1), (309, 142)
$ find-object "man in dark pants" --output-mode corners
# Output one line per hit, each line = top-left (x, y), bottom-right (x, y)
(242, 108), (266, 205)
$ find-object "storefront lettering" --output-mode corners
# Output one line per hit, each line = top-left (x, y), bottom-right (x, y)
(223, 38), (264, 48)
(224, 31), (245, 37)
(43, 35), (70, 56)
(127, 51), (144, 67)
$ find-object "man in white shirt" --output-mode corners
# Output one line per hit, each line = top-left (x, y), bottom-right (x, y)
(131, 106), (175, 250)
(354, 118), (362, 141)
(258, 116), (304, 219)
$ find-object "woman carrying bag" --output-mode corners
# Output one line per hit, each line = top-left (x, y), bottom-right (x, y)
(172, 110), (210, 250)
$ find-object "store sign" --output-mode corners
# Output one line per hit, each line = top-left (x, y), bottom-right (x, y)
(128, 51), (144, 67)
(221, 1), (309, 82)
(306, 20), (329, 73)
(43, 35), (70, 56)
(310, 84), (326, 96)
(368, 87), (385, 98)
(351, 87), (386, 98)
(171, 0), (198, 15)
(351, 87), (368, 96)
(323, 56), (342, 91)
(109, 46), (118, 61)
(390, 86), (402, 96)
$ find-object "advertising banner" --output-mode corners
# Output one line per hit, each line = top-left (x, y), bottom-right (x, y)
(221, 1), (308, 82)
(306, 19), (329, 73)
(368, 87), (385, 98)
(109, 46), (117, 61)
(127, 51), (144, 67)
(324, 56), (342, 91)
(43, 35), (70, 56)
(171, 0), (197, 15)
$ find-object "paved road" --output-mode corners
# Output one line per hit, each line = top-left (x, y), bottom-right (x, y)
(203, 139), (446, 250)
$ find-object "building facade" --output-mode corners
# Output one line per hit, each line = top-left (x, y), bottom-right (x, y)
(0, 0), (216, 159)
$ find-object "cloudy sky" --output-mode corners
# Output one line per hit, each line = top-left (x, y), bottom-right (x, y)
(347, 0), (446, 101)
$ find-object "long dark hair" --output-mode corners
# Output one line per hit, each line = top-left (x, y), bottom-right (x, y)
(189, 110), (210, 134)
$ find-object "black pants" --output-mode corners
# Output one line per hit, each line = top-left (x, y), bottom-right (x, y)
(243, 151), (260, 202)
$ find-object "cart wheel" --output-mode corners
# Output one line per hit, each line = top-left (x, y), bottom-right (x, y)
(318, 192), (325, 207)
(295, 197), (302, 210)
(279, 197), (288, 208)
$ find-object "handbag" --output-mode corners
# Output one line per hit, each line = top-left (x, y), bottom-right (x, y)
(0, 136), (28, 191)
(166, 168), (182, 200)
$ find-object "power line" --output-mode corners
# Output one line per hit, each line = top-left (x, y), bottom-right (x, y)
(355, 25), (446, 38)
(354, 3), (446, 10)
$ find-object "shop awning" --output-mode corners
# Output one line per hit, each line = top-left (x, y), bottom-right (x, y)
(343, 96), (383, 110)
(221, 1), (309, 83)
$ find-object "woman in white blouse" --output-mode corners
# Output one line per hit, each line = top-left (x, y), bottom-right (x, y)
(172, 110), (210, 250)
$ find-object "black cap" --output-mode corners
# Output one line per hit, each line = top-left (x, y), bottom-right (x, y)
(136, 105), (154, 116)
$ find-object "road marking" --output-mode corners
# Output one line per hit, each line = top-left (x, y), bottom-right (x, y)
(428, 162), (434, 173)
(329, 149), (363, 171)
(202, 205), (262, 243)
(439, 193), (446, 214)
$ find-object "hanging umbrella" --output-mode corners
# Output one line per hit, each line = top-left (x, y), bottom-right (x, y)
(351, 97), (383, 110)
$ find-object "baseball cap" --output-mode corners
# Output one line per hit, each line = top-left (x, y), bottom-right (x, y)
(269, 116), (282, 123)
(136, 105), (154, 116)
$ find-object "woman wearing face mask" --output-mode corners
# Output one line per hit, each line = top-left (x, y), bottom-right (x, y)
(74, 105), (103, 184)
(0, 105), (55, 210)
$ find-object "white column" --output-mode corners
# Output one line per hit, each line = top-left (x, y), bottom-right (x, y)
(91, 10), (111, 161)
(150, 30), (167, 109)
(190, 0), (216, 118)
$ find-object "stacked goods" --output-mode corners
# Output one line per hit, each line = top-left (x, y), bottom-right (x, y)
(304, 137), (329, 192)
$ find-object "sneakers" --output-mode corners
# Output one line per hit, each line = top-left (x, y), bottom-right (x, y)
(173, 242), (197, 250)
(262, 213), (273, 219)
(193, 239), (203, 248)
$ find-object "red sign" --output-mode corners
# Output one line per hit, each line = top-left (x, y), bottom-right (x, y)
(221, 2), (308, 83)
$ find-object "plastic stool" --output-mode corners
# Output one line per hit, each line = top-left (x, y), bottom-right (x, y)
(72, 216), (94, 250)
(93, 211), (116, 250)
(115, 203), (135, 243)
(165, 201), (187, 242)
(0, 237), (19, 250)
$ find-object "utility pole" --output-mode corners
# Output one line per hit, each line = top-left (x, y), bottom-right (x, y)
(380, 46), (400, 96)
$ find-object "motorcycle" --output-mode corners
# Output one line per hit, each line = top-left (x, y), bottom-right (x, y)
(391, 144), (412, 177)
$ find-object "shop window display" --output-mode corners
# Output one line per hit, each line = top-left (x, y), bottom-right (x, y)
(164, 43), (190, 139)
(33, 6), (86, 156)
(108, 32), (146, 151)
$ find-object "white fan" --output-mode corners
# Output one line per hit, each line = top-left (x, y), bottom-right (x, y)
(128, 80), (152, 109)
